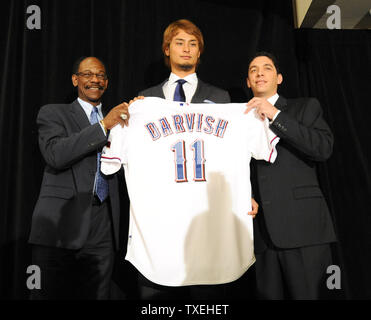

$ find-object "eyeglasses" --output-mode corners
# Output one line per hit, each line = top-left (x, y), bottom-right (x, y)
(76, 72), (107, 80)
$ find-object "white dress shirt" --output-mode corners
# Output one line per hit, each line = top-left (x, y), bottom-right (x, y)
(162, 73), (198, 103)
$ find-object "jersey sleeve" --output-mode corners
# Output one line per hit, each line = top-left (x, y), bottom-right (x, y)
(101, 124), (128, 175)
(247, 113), (279, 163)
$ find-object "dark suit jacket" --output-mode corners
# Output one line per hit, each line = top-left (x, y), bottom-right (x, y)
(29, 100), (121, 250)
(252, 96), (337, 252)
(138, 78), (231, 103)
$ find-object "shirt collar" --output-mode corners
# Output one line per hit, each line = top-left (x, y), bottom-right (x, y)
(267, 93), (279, 106)
(77, 97), (103, 119)
(168, 72), (198, 86)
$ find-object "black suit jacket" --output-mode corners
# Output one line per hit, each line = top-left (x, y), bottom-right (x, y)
(138, 78), (231, 103)
(29, 100), (121, 250)
(252, 96), (337, 252)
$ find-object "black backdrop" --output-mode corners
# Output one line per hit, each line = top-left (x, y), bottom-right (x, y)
(1, 0), (370, 300)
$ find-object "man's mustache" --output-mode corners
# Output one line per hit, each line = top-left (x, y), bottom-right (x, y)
(85, 85), (105, 90)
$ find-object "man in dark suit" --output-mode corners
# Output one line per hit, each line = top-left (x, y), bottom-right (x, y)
(245, 52), (337, 299)
(29, 56), (130, 299)
(136, 19), (260, 300)
(139, 19), (230, 103)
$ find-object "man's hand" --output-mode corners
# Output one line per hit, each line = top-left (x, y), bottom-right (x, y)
(102, 102), (130, 129)
(245, 97), (278, 121)
(248, 198), (259, 218)
(128, 95), (145, 106)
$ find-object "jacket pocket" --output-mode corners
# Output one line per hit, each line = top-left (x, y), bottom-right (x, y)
(293, 186), (323, 199)
(39, 185), (74, 199)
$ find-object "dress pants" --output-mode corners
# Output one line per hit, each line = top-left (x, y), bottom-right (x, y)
(255, 243), (333, 300)
(30, 199), (114, 300)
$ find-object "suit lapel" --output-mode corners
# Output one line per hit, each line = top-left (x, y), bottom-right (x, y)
(69, 99), (91, 130)
(102, 105), (108, 117)
(192, 79), (209, 103)
(156, 81), (166, 99)
(275, 96), (288, 111)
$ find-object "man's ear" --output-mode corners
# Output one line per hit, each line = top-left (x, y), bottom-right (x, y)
(165, 46), (170, 57)
(277, 73), (283, 85)
(72, 74), (78, 87)
(246, 77), (251, 88)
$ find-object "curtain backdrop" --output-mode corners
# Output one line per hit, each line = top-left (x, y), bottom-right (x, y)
(1, 0), (370, 299)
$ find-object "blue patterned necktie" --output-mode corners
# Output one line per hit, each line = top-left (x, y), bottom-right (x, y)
(90, 107), (109, 202)
(173, 79), (187, 102)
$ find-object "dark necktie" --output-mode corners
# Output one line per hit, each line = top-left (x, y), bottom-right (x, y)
(173, 79), (187, 102)
(90, 107), (109, 202)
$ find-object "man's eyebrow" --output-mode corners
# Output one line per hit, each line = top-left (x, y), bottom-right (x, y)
(79, 69), (106, 73)
(174, 37), (197, 42)
(249, 63), (273, 70)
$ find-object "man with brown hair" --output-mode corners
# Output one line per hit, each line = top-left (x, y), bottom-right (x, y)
(135, 19), (254, 300)
(139, 19), (230, 103)
(246, 52), (337, 299)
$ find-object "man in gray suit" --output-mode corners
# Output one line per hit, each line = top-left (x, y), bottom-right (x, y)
(29, 56), (129, 299)
(136, 19), (260, 300)
(139, 19), (230, 104)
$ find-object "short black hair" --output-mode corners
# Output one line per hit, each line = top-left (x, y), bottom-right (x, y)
(247, 51), (281, 75)
(71, 56), (107, 76)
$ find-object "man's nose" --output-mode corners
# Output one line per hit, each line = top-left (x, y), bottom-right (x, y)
(90, 74), (100, 82)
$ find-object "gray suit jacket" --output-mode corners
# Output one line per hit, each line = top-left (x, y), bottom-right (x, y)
(252, 96), (337, 252)
(29, 100), (121, 250)
(139, 78), (231, 103)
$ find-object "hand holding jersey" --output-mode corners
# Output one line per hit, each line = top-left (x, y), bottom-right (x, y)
(101, 97), (279, 286)
(101, 102), (130, 129)
(245, 97), (280, 121)
(128, 96), (145, 107)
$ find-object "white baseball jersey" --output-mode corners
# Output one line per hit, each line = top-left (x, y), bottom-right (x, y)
(101, 97), (279, 286)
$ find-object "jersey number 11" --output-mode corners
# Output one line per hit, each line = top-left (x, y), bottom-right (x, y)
(171, 139), (206, 183)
